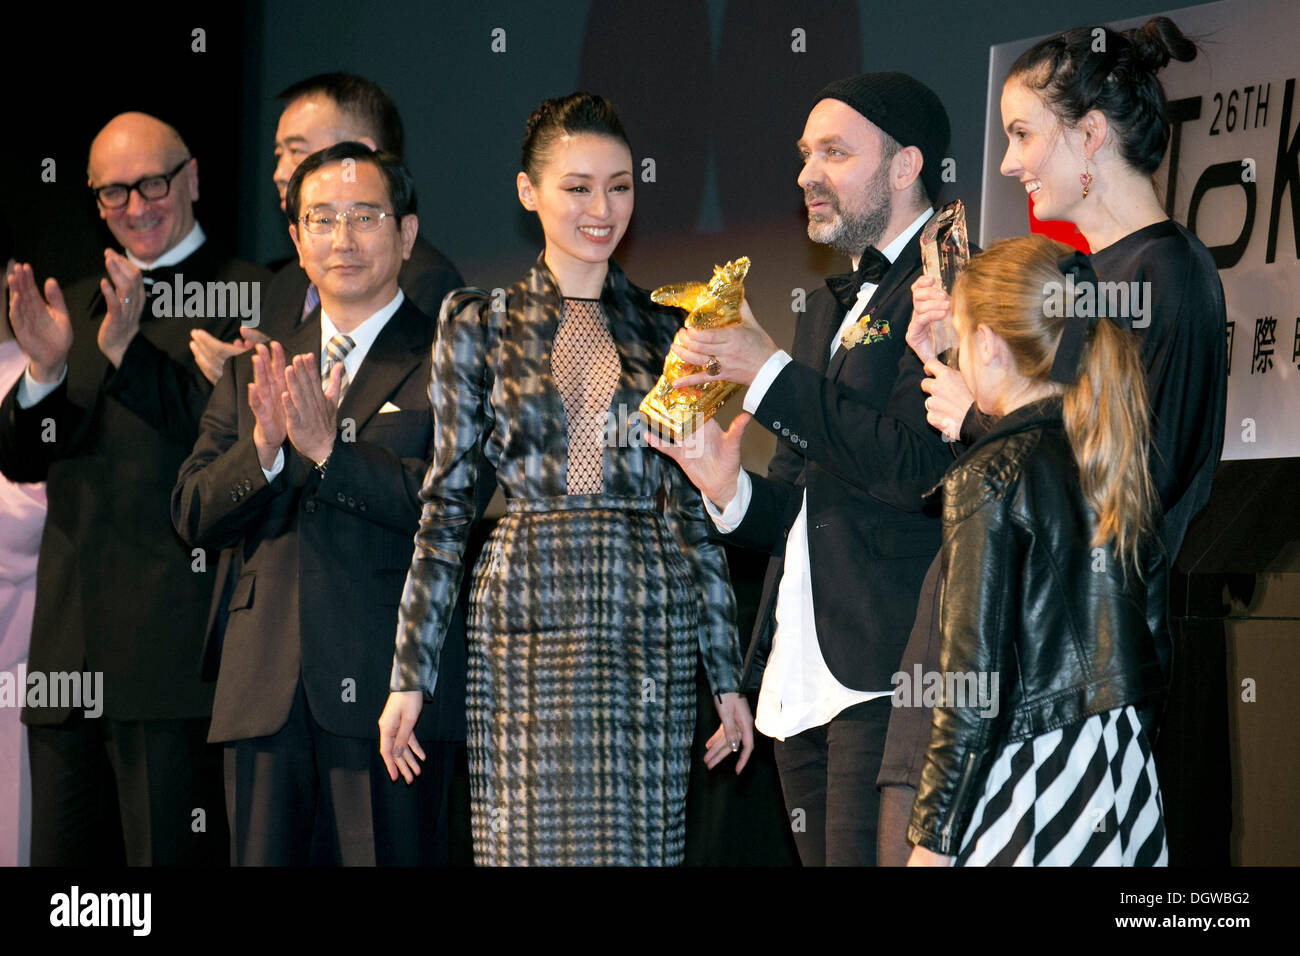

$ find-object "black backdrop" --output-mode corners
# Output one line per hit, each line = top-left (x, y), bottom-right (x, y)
(6, 0), (1202, 355)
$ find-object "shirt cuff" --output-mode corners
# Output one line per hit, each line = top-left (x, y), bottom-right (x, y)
(261, 447), (285, 484)
(702, 469), (752, 532)
(17, 366), (66, 408)
(743, 350), (792, 413)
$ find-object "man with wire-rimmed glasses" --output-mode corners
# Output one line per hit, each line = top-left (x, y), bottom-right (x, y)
(0, 111), (266, 865)
(173, 142), (445, 865)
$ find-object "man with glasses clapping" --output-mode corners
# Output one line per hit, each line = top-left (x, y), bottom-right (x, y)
(0, 111), (266, 866)
(172, 142), (443, 865)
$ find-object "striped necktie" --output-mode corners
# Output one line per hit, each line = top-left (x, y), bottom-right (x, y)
(322, 333), (356, 398)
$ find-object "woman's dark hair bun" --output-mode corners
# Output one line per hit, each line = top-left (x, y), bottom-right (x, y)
(1125, 16), (1198, 73)
(1008, 16), (1200, 175)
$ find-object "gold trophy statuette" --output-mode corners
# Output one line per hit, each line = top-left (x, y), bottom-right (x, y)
(640, 256), (751, 442)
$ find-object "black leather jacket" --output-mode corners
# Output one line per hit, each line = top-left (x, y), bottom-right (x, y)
(908, 397), (1170, 854)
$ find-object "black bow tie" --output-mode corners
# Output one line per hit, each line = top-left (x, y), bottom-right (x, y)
(825, 246), (891, 309)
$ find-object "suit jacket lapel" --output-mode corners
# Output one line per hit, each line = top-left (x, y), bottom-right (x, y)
(806, 286), (844, 375)
(282, 312), (321, 364)
(284, 267), (312, 331)
(336, 301), (425, 431)
(824, 229), (925, 381)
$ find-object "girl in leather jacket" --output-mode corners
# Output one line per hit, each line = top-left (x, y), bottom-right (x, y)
(907, 235), (1169, 866)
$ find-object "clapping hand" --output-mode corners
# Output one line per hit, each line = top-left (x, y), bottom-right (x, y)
(248, 342), (290, 470)
(282, 352), (343, 465)
(6, 262), (74, 382)
(1, 260), (15, 344)
(191, 326), (270, 386)
(96, 250), (146, 367)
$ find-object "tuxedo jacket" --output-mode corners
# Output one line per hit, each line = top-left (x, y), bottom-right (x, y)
(257, 235), (464, 341)
(727, 225), (952, 693)
(0, 243), (268, 724)
(173, 299), (439, 742)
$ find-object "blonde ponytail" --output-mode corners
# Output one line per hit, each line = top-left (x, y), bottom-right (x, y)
(1062, 318), (1156, 574)
(953, 235), (1156, 576)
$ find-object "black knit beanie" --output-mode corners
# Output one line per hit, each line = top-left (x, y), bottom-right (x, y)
(814, 72), (951, 202)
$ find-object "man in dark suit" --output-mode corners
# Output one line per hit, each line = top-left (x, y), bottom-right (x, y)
(186, 72), (474, 864)
(0, 111), (267, 865)
(654, 73), (954, 865)
(172, 143), (446, 865)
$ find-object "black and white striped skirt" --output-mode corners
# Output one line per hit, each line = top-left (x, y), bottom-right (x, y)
(955, 705), (1167, 866)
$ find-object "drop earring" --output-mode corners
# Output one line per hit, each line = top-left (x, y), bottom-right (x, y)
(1080, 156), (1093, 199)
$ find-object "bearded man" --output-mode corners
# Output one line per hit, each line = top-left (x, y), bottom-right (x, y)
(652, 73), (955, 866)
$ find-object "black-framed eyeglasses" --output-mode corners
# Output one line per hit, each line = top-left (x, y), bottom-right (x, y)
(91, 158), (192, 209)
(298, 204), (397, 235)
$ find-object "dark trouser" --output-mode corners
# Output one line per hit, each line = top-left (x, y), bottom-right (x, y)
(876, 554), (944, 859)
(225, 681), (451, 866)
(876, 783), (917, 866)
(28, 710), (227, 866)
(773, 696), (890, 866)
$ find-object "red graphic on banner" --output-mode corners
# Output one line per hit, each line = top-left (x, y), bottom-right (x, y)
(1025, 198), (1091, 253)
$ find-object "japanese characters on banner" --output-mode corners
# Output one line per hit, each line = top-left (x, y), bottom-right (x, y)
(981, 0), (1299, 460)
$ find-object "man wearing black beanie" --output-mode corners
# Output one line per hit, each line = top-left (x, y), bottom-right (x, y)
(656, 72), (955, 865)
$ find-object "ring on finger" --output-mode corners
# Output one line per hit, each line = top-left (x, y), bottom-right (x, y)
(705, 355), (721, 376)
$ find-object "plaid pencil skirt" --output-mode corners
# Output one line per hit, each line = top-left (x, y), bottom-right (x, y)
(465, 495), (699, 866)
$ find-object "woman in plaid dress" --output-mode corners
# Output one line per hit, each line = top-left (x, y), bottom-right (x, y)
(380, 92), (753, 865)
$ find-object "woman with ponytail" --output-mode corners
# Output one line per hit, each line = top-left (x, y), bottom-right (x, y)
(906, 235), (1169, 866)
(879, 16), (1227, 863)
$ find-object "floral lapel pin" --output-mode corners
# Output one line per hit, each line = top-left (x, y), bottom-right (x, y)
(841, 310), (891, 349)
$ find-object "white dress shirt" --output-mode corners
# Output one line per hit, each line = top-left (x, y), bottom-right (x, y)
(17, 223), (209, 408)
(126, 221), (206, 271)
(261, 289), (405, 482)
(706, 207), (932, 740)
